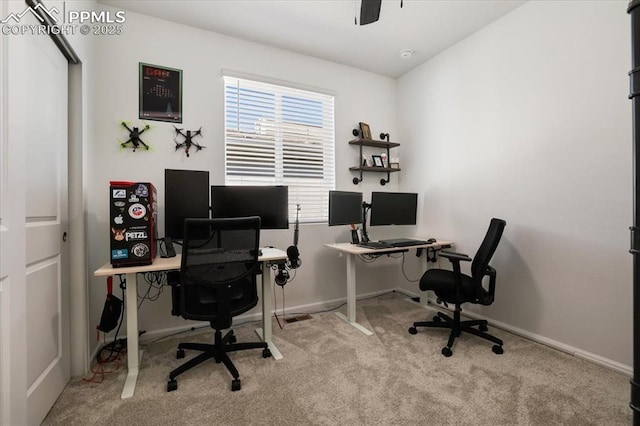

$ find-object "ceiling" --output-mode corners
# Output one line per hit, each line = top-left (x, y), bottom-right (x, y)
(98, 0), (527, 78)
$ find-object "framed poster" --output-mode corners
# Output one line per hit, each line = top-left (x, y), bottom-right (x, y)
(139, 63), (182, 123)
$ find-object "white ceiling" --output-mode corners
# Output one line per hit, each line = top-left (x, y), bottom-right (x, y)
(98, 0), (527, 78)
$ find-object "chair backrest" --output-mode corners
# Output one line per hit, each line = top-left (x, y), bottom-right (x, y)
(179, 216), (261, 328)
(471, 218), (506, 281)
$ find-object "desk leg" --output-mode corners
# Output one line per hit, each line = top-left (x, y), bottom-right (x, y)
(255, 263), (283, 360)
(122, 272), (142, 399)
(335, 253), (373, 336)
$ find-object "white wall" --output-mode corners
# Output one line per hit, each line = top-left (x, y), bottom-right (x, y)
(87, 8), (416, 353)
(397, 1), (632, 368)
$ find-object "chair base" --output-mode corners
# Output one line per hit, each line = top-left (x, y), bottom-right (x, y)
(409, 309), (504, 357)
(167, 328), (271, 392)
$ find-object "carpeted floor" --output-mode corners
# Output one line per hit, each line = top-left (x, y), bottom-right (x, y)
(43, 293), (632, 425)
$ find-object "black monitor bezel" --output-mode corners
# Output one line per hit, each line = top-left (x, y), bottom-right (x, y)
(328, 190), (363, 226)
(369, 191), (418, 226)
(164, 169), (210, 240)
(210, 185), (289, 230)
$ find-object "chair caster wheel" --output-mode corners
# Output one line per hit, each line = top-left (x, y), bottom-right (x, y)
(479, 323), (488, 332)
(231, 379), (241, 391)
(263, 348), (272, 358)
(408, 327), (417, 335)
(492, 345), (504, 354)
(433, 316), (441, 322)
(176, 349), (185, 359)
(441, 347), (453, 357)
(167, 379), (177, 392)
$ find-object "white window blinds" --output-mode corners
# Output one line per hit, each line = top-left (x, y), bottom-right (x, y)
(224, 76), (335, 223)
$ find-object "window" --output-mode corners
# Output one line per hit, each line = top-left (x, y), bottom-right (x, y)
(224, 75), (335, 223)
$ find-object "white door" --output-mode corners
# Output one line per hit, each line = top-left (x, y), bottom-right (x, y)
(0, 2), (70, 424)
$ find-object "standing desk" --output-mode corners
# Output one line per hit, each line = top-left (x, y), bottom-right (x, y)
(93, 247), (287, 399)
(324, 240), (452, 335)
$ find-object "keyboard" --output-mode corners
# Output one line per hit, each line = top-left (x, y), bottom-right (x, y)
(379, 238), (430, 247)
(357, 241), (394, 249)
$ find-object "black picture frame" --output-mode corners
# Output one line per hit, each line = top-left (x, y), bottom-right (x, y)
(139, 63), (182, 123)
(371, 155), (384, 167)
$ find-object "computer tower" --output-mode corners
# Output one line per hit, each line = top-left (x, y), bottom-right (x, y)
(109, 181), (157, 267)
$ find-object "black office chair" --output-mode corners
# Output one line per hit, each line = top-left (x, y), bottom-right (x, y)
(409, 218), (506, 357)
(167, 217), (271, 392)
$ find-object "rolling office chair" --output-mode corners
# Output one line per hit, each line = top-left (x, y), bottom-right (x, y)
(409, 218), (506, 357)
(167, 217), (271, 392)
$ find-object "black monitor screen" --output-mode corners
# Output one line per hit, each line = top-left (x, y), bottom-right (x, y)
(369, 192), (418, 226)
(210, 185), (289, 229)
(328, 191), (363, 226)
(165, 169), (210, 240)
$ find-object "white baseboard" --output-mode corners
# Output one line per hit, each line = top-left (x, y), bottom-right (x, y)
(396, 288), (632, 376)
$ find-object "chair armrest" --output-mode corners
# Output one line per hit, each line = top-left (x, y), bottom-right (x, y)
(440, 250), (472, 262)
(439, 251), (470, 302)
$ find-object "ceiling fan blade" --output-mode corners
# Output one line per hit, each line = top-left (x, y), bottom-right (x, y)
(360, 0), (381, 25)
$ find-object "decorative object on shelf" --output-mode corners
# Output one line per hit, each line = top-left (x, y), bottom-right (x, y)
(390, 156), (400, 169)
(371, 155), (384, 167)
(139, 62), (182, 123)
(362, 154), (369, 167)
(173, 126), (205, 157)
(119, 121), (151, 152)
(380, 152), (388, 168)
(359, 122), (372, 140)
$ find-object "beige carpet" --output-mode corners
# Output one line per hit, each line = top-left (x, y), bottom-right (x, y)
(43, 293), (631, 425)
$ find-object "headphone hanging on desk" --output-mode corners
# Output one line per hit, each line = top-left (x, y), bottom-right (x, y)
(274, 264), (289, 287)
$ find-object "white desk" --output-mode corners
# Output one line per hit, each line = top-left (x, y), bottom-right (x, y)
(93, 247), (287, 399)
(324, 240), (452, 335)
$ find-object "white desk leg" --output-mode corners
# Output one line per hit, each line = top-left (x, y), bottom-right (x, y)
(335, 253), (373, 336)
(255, 263), (282, 360)
(122, 272), (142, 399)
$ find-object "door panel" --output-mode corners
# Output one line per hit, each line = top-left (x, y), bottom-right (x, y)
(26, 261), (60, 388)
(2, 0), (71, 421)
(23, 32), (69, 426)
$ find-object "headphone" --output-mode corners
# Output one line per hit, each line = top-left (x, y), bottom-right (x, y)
(275, 263), (289, 287)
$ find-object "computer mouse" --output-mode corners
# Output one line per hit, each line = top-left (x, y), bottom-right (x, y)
(427, 238), (437, 244)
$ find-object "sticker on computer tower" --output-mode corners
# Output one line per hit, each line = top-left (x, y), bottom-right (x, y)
(125, 230), (147, 241)
(131, 243), (149, 257)
(128, 203), (146, 219)
(112, 189), (126, 199)
(114, 214), (124, 225)
(135, 184), (149, 197)
(111, 249), (128, 260)
(112, 228), (126, 241)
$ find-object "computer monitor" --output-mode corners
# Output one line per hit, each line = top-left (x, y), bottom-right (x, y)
(369, 192), (418, 226)
(210, 185), (289, 229)
(328, 190), (363, 226)
(164, 169), (211, 240)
